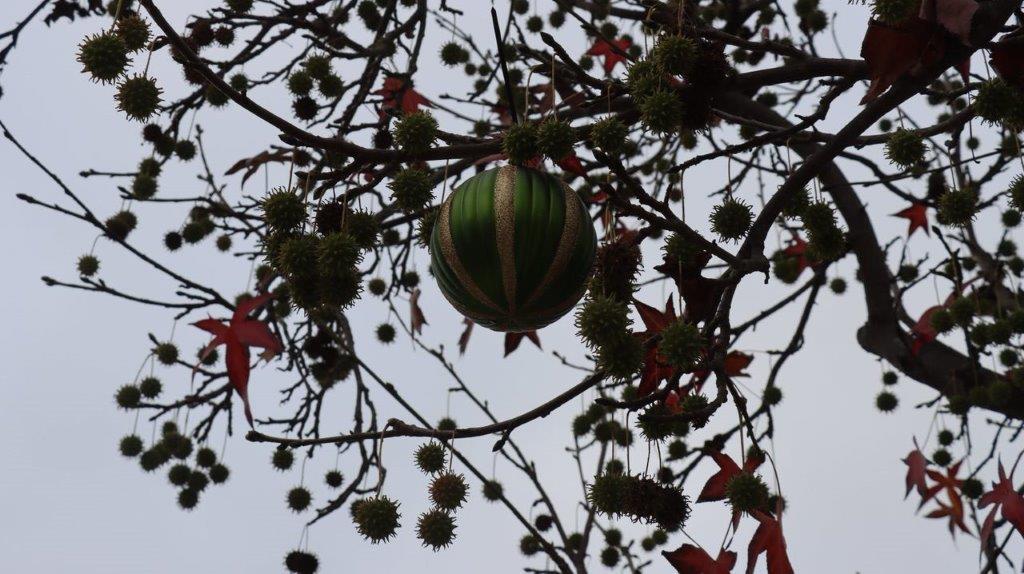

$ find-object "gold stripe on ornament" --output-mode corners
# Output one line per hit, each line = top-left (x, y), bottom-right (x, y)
(523, 181), (581, 308)
(438, 195), (503, 314)
(494, 165), (518, 314)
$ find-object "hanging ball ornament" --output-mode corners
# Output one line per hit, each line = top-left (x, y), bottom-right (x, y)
(429, 165), (596, 332)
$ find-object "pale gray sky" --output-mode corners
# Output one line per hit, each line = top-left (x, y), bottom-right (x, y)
(1, 1), (1016, 573)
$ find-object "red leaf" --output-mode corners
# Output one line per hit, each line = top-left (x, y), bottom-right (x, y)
(991, 34), (1024, 89)
(410, 288), (428, 335)
(919, 0), (979, 46)
(860, 18), (945, 103)
(586, 36), (632, 74)
(747, 511), (795, 574)
(556, 153), (585, 176)
(903, 443), (929, 498)
(504, 330), (541, 357)
(457, 319), (474, 355)
(893, 201), (930, 237)
(225, 148), (292, 186)
(374, 75), (430, 117)
(664, 544), (737, 574)
(633, 298), (679, 396)
(723, 352), (754, 377)
(192, 292), (282, 426)
(781, 236), (812, 277)
(925, 500), (970, 536)
(698, 450), (763, 502)
(979, 462), (1024, 541)
(910, 304), (945, 354)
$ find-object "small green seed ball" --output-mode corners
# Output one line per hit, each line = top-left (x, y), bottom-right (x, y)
(353, 495), (401, 543)
(381, 229), (401, 247)
(626, 60), (661, 101)
(417, 508), (457, 550)
(168, 463), (191, 486)
(119, 434), (144, 457)
(927, 308), (954, 334)
(575, 295), (631, 350)
(931, 448), (952, 467)
(600, 546), (620, 567)
(589, 116), (628, 154)
(415, 442), (446, 474)
(725, 471), (770, 513)
(875, 390), (898, 413)
(164, 231), (183, 251)
(948, 296), (975, 327)
(138, 375), (162, 399)
(652, 35), (697, 76)
(430, 472), (469, 510)
(78, 32), (129, 83)
(439, 42), (469, 66)
(937, 429), (954, 446)
(287, 486), (312, 512)
(1003, 209), (1022, 228)
(710, 198), (753, 242)
(368, 278), (387, 296)
(652, 529), (669, 546)
(215, 235), (232, 252)
(519, 534), (541, 556)
(534, 514), (553, 532)
(885, 129), (926, 169)
(417, 208), (437, 248)
(762, 386), (783, 406)
(229, 72), (248, 92)
(603, 528), (623, 547)
(1009, 175), (1024, 212)
(209, 463), (230, 484)
(262, 189), (306, 233)
(897, 264), (919, 283)
(399, 271), (420, 289)
(482, 480), (504, 502)
(77, 254), (100, 277)
(604, 458), (625, 475)
(272, 448), (294, 471)
(302, 54), (332, 81)
(961, 477), (984, 499)
(937, 189), (977, 227)
(116, 14), (150, 52)
(205, 84), (229, 107)
(177, 488), (200, 510)
(287, 70), (314, 96)
(325, 470), (344, 488)
(536, 119), (575, 161)
(284, 550), (319, 574)
(882, 371), (898, 386)
(115, 384), (141, 409)
(657, 466), (675, 483)
(175, 140), (196, 161)
(115, 75), (162, 121)
(596, 335), (643, 381)
(104, 210), (138, 241)
(192, 447), (216, 469)
(549, 10), (566, 28)
(502, 123), (539, 165)
(829, 277), (847, 294)
(667, 439), (687, 459)
(1000, 348), (1019, 367)
(154, 342), (178, 365)
(387, 167), (434, 213)
(572, 414), (593, 437)
(437, 417), (457, 432)
(658, 321), (702, 370)
(393, 111), (438, 155)
(376, 323), (396, 344)
(974, 79), (1022, 126)
(131, 173), (158, 200)
(640, 89), (682, 134)
(292, 95), (317, 120)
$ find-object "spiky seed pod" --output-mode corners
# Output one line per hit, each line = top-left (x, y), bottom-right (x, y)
(436, 417), (458, 432)
(572, 414), (593, 437)
(502, 123), (539, 165)
(626, 60), (662, 102)
(154, 342), (178, 365)
(800, 201), (836, 235)
(215, 235), (232, 252)
(302, 54), (332, 81)
(316, 233), (363, 308)
(271, 448), (294, 471)
(596, 335), (643, 381)
(367, 278), (387, 296)
(190, 447), (216, 469)
(78, 32), (129, 83)
(600, 546), (620, 567)
(679, 394), (711, 428)
(641, 537), (656, 551)
(536, 120), (574, 161)
(974, 79), (1024, 126)
(710, 198), (753, 242)
(871, 0), (917, 23)
(400, 271), (420, 289)
(439, 42), (469, 66)
(77, 254), (100, 277)
(590, 234), (642, 302)
(932, 448), (952, 466)
(415, 442), (447, 474)
(604, 458), (625, 475)
(104, 210), (138, 241)
(637, 403), (688, 442)
(1000, 348), (1019, 367)
(937, 188), (977, 227)
(667, 439), (687, 459)
(519, 535), (541, 556)
(760, 386), (783, 406)
(482, 480), (504, 502)
(380, 227), (399, 245)
(876, 390), (898, 412)
(119, 434), (144, 457)
(725, 472), (770, 513)
(325, 470), (344, 488)
(213, 26), (234, 46)
(534, 514), (553, 532)
(640, 90), (682, 134)
(317, 73), (343, 98)
(284, 550), (319, 574)
(223, 73), (247, 94)
(604, 528), (623, 547)
(154, 134), (175, 156)
(387, 167), (434, 212)
(292, 96), (318, 120)
(225, 0), (254, 12)
(658, 321), (702, 370)
(575, 295), (631, 350)
(116, 15), (150, 53)
(1003, 209), (1021, 228)
(167, 463), (191, 486)
(175, 140), (196, 161)
(652, 35), (697, 76)
(416, 509), (457, 550)
(287, 486), (312, 512)
(189, 19), (215, 46)
(178, 488), (200, 510)
(353, 496), (401, 542)
(181, 221), (208, 244)
(138, 375), (162, 399)
(262, 189), (306, 233)
(948, 296), (975, 327)
(885, 129), (925, 168)
(589, 473), (691, 530)
(589, 116), (628, 154)
(375, 323), (396, 343)
(430, 472), (469, 510)
(209, 463), (230, 484)
(138, 446), (169, 471)
(130, 172), (158, 199)
(416, 207), (437, 248)
(142, 123), (163, 142)
(828, 277), (847, 294)
(393, 111), (438, 155)
(205, 84), (229, 107)
(1007, 175), (1024, 212)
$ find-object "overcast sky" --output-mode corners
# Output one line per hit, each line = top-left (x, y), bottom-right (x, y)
(1, 1), (1018, 573)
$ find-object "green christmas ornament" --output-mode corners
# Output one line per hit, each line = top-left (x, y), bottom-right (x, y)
(429, 166), (596, 332)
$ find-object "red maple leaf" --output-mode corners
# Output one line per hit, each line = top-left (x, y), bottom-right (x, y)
(991, 34), (1024, 89)
(910, 304), (944, 354)
(893, 201), (930, 237)
(633, 297), (678, 396)
(374, 75), (430, 117)
(556, 153), (586, 176)
(410, 288), (428, 335)
(664, 544), (737, 574)
(193, 292), (283, 426)
(586, 36), (632, 74)
(920, 461), (969, 536)
(903, 442), (929, 498)
(860, 18), (945, 104)
(979, 462), (1024, 544)
(781, 236), (812, 277)
(918, 0), (979, 46)
(457, 319), (474, 355)
(746, 511), (795, 574)
(504, 331), (541, 357)
(698, 450), (764, 503)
